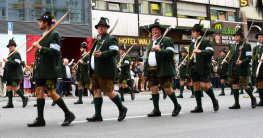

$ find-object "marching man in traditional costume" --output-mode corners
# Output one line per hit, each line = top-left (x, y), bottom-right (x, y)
(224, 28), (257, 109)
(144, 19), (181, 117)
(118, 44), (135, 102)
(2, 38), (29, 108)
(252, 29), (263, 106)
(86, 17), (127, 122)
(27, 12), (75, 127)
(74, 42), (93, 104)
(186, 20), (219, 113)
(177, 47), (195, 98)
(217, 48), (231, 96)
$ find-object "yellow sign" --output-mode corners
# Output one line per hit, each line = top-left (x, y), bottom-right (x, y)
(215, 24), (222, 29)
(115, 36), (152, 47)
(240, 0), (248, 7)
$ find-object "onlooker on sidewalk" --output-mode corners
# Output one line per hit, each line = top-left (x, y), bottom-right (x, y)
(138, 62), (145, 91)
(0, 61), (7, 97)
(70, 70), (77, 97)
(127, 65), (135, 92)
(63, 58), (74, 96)
(173, 62), (180, 90)
(132, 62), (139, 91)
(23, 66), (31, 97)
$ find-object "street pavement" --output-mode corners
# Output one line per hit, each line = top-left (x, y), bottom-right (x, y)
(0, 88), (262, 138)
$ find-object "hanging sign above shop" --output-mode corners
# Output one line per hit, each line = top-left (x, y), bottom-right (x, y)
(114, 35), (152, 47)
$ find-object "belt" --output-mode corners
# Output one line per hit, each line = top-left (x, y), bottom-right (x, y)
(149, 66), (158, 70)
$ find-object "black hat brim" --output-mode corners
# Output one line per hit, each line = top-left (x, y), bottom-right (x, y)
(219, 50), (227, 53)
(150, 26), (165, 33)
(7, 44), (17, 48)
(255, 32), (263, 39)
(95, 24), (110, 29)
(37, 18), (54, 24)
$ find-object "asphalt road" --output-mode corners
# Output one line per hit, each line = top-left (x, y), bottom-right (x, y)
(0, 88), (262, 138)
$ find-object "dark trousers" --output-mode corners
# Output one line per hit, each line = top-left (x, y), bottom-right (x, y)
(63, 78), (70, 96)
(173, 78), (180, 89)
(56, 79), (63, 96)
(213, 77), (220, 88)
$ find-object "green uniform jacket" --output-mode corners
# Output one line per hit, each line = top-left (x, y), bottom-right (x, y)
(118, 55), (131, 79)
(89, 33), (118, 78)
(252, 45), (263, 76)
(3, 51), (23, 81)
(34, 30), (66, 79)
(179, 56), (190, 78)
(217, 56), (229, 77)
(227, 41), (252, 76)
(76, 53), (91, 82)
(144, 36), (175, 77)
(186, 37), (214, 76)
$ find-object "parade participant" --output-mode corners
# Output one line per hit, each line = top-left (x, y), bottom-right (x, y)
(2, 38), (29, 108)
(217, 48), (231, 96)
(252, 30), (263, 106)
(74, 42), (93, 104)
(177, 48), (194, 98)
(223, 28), (257, 109)
(86, 17), (127, 122)
(117, 44), (135, 102)
(186, 20), (219, 113)
(144, 19), (181, 117)
(27, 12), (75, 127)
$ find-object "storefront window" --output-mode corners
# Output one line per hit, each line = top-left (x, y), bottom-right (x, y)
(210, 9), (218, 20)
(139, 0), (149, 14)
(108, 2), (120, 11)
(227, 12), (235, 21)
(95, 1), (107, 10)
(150, 2), (161, 15)
(0, 0), (90, 24)
(122, 3), (134, 13)
(218, 11), (226, 20)
(163, 3), (172, 16)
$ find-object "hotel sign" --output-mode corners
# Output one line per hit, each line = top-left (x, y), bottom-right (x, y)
(114, 35), (152, 47)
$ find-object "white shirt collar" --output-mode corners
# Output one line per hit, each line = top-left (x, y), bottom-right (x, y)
(192, 36), (201, 43)
(42, 30), (48, 36)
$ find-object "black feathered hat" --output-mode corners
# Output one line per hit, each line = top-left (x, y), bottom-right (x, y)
(181, 48), (188, 54)
(191, 19), (204, 35)
(80, 42), (88, 50)
(95, 17), (110, 29)
(37, 12), (53, 24)
(149, 19), (165, 33)
(7, 37), (17, 48)
(119, 44), (126, 51)
(219, 48), (227, 54)
(233, 28), (244, 37)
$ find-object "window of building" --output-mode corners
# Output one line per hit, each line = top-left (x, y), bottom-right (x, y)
(95, 1), (107, 10)
(227, 12), (235, 21)
(210, 9), (218, 20)
(210, 9), (236, 21)
(122, 3), (134, 13)
(218, 11), (226, 20)
(150, 2), (161, 15)
(139, 0), (149, 14)
(108, 2), (120, 11)
(163, 3), (172, 16)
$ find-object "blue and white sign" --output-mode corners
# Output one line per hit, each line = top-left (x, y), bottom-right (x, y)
(8, 22), (13, 39)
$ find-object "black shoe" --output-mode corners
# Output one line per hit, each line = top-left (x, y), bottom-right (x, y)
(190, 95), (195, 98)
(176, 95), (183, 98)
(2, 103), (14, 108)
(251, 98), (257, 108)
(254, 90), (258, 93)
(86, 115), (103, 122)
(34, 104), (37, 107)
(218, 93), (225, 96)
(230, 91), (233, 95)
(61, 113), (76, 126)
(118, 107), (128, 121)
(172, 104), (181, 116)
(73, 100), (83, 104)
(27, 118), (46, 127)
(229, 104), (241, 109)
(257, 101), (263, 106)
(23, 97), (29, 108)
(134, 89), (140, 93)
(147, 110), (161, 117)
(213, 100), (219, 111)
(91, 100), (94, 104)
(121, 98), (125, 102)
(51, 101), (56, 106)
(150, 98), (152, 100)
(239, 91), (244, 94)
(131, 93), (135, 100)
(163, 91), (167, 99)
(190, 107), (203, 113)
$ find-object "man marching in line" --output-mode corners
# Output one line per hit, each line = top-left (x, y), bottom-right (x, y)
(223, 28), (257, 109)
(144, 19), (181, 117)
(74, 42), (93, 104)
(218, 48), (232, 96)
(27, 12), (75, 127)
(2, 38), (29, 108)
(177, 47), (195, 98)
(118, 44), (135, 102)
(186, 21), (219, 113)
(86, 17), (127, 122)
(252, 30), (263, 106)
